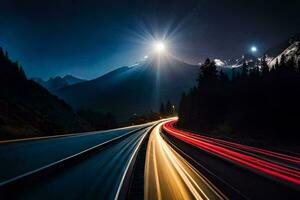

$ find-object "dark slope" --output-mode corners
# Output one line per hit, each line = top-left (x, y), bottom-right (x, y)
(55, 56), (199, 121)
(0, 48), (90, 139)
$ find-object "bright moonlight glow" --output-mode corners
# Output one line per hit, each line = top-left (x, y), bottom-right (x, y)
(153, 41), (166, 53)
(251, 46), (257, 53)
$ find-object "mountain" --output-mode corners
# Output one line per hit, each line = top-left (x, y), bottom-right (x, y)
(231, 53), (259, 68)
(33, 76), (69, 91)
(62, 75), (86, 85)
(219, 35), (300, 71)
(32, 75), (86, 91)
(55, 56), (199, 122)
(0, 47), (90, 139)
(264, 34), (300, 67)
(217, 34), (300, 71)
(265, 33), (300, 57)
(267, 41), (300, 67)
(211, 56), (257, 78)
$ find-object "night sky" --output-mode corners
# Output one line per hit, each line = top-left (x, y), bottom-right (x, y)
(0, 0), (299, 79)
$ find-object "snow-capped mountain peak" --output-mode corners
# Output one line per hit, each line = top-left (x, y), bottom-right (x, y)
(268, 41), (300, 67)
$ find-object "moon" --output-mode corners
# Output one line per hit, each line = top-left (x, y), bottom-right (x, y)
(251, 46), (257, 53)
(153, 41), (166, 53)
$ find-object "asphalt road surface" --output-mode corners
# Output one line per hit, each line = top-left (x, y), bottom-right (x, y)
(0, 122), (156, 199)
(162, 120), (300, 199)
(0, 119), (299, 200)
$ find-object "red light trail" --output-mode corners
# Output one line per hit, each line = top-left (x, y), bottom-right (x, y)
(163, 120), (300, 185)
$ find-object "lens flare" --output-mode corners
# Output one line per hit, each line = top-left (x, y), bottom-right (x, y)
(153, 41), (166, 53)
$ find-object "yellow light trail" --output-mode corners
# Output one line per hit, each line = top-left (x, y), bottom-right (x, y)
(144, 123), (228, 200)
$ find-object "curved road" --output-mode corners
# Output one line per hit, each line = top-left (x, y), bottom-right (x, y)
(144, 123), (227, 200)
(162, 120), (300, 199)
(1, 119), (299, 200)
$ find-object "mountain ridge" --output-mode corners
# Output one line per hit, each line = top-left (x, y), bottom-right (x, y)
(0, 47), (91, 139)
(32, 75), (86, 91)
(55, 56), (199, 122)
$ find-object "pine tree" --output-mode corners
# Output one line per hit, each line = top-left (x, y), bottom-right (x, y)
(166, 100), (173, 116)
(261, 55), (269, 76)
(254, 65), (260, 78)
(241, 62), (248, 78)
(232, 67), (237, 82)
(0, 47), (4, 58)
(273, 58), (279, 72)
(286, 56), (296, 71)
(279, 54), (286, 70)
(159, 103), (165, 116)
(197, 58), (218, 87)
(19, 66), (26, 79)
(178, 92), (186, 120)
(197, 58), (210, 86)
(219, 70), (229, 82)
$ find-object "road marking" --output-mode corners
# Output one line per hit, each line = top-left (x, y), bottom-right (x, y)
(0, 127), (147, 187)
(114, 125), (153, 200)
(144, 122), (227, 200)
(0, 120), (163, 144)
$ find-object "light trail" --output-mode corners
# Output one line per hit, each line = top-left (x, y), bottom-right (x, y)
(167, 123), (300, 164)
(163, 120), (300, 185)
(144, 123), (227, 200)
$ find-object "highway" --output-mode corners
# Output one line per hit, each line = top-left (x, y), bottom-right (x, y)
(0, 123), (154, 184)
(0, 122), (155, 199)
(0, 119), (299, 199)
(144, 123), (228, 200)
(162, 120), (300, 199)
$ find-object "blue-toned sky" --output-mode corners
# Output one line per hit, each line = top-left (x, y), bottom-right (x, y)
(0, 0), (299, 79)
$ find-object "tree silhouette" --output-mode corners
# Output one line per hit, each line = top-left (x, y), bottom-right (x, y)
(197, 58), (218, 87)
(178, 56), (300, 141)
(241, 62), (248, 78)
(166, 100), (173, 116)
(0, 47), (96, 139)
(159, 103), (165, 116)
(286, 56), (296, 71)
(219, 70), (229, 82)
(178, 92), (186, 121)
(232, 67), (237, 82)
(273, 58), (279, 71)
(0, 47), (4, 58)
(5, 51), (8, 59)
(19, 66), (26, 79)
(261, 55), (269, 76)
(279, 54), (286, 70)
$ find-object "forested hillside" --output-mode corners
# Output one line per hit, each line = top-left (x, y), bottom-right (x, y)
(0, 47), (91, 139)
(178, 54), (300, 143)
